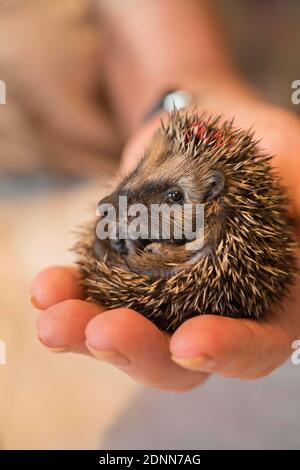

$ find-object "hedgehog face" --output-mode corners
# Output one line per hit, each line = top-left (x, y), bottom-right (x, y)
(94, 129), (227, 269)
(77, 110), (297, 331)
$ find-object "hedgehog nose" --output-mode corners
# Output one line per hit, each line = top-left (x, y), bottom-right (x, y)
(93, 220), (128, 259)
(110, 238), (128, 255)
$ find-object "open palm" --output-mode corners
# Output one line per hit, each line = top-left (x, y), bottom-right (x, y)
(31, 89), (300, 391)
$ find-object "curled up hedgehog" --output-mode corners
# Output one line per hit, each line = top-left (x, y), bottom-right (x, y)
(75, 110), (297, 332)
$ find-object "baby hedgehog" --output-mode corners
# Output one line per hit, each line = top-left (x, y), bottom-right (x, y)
(76, 110), (297, 332)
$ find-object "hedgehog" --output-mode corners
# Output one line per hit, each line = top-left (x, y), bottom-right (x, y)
(75, 109), (297, 332)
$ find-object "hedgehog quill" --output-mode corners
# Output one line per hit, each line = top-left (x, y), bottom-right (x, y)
(75, 110), (297, 332)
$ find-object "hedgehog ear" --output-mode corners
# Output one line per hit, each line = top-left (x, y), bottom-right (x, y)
(203, 170), (225, 202)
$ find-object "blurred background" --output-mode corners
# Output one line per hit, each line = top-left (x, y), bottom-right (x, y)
(0, 0), (299, 449)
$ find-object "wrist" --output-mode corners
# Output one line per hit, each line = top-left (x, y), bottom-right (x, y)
(139, 71), (258, 129)
(127, 70), (255, 137)
(103, 0), (240, 136)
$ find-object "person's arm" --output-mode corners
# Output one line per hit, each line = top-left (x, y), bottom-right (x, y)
(31, 93), (300, 390)
(102, 0), (241, 135)
(31, 1), (300, 391)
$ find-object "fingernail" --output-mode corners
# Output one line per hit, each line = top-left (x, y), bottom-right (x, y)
(171, 354), (217, 372)
(45, 346), (68, 353)
(31, 295), (42, 309)
(86, 345), (130, 367)
(38, 337), (68, 353)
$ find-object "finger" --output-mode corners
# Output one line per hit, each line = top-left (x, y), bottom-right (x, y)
(31, 266), (84, 310)
(37, 299), (103, 354)
(171, 312), (292, 378)
(170, 271), (300, 380)
(170, 300), (300, 379)
(171, 265), (300, 380)
(85, 308), (207, 391)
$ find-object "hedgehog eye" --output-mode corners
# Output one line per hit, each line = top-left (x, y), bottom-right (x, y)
(165, 188), (184, 203)
(203, 170), (225, 202)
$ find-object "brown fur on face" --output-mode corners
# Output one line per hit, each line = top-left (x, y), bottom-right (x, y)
(93, 116), (228, 277)
(76, 110), (297, 332)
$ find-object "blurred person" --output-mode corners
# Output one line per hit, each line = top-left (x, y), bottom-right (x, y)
(0, 0), (120, 176)
(32, 0), (300, 390)
(29, 0), (300, 449)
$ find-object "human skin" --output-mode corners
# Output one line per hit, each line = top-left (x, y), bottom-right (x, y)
(31, 0), (300, 391)
(31, 95), (300, 391)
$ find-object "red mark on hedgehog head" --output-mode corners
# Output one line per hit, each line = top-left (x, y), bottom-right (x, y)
(184, 119), (225, 149)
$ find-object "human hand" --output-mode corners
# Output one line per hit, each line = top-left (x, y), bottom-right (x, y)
(31, 266), (207, 391)
(120, 84), (300, 380)
(32, 84), (300, 390)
